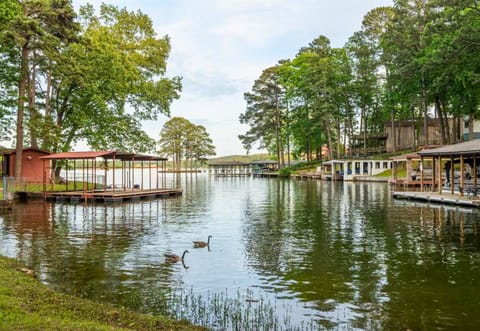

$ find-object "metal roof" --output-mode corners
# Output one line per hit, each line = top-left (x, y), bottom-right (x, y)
(40, 151), (115, 160)
(418, 139), (480, 157)
(1, 147), (51, 156)
(40, 151), (167, 161)
(249, 160), (278, 165)
(104, 152), (167, 161)
(208, 161), (250, 166)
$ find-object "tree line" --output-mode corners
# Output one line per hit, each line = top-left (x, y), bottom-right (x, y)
(240, 0), (480, 167)
(0, 0), (183, 176)
(157, 117), (215, 171)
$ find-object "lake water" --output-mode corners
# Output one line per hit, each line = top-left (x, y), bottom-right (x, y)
(1, 174), (480, 330)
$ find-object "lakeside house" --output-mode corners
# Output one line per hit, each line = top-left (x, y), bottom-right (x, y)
(320, 159), (392, 181)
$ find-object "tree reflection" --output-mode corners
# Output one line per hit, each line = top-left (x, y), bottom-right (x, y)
(240, 181), (480, 329)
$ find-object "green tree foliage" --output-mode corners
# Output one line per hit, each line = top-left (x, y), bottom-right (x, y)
(239, 65), (287, 167)
(0, 0), (78, 176)
(242, 1), (479, 159)
(0, 1), (181, 176)
(0, 1), (20, 140)
(158, 117), (216, 171)
(45, 3), (181, 154)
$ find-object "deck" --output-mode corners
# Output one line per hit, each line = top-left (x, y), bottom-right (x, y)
(43, 188), (182, 203)
(292, 172), (321, 180)
(253, 172), (279, 178)
(392, 191), (480, 208)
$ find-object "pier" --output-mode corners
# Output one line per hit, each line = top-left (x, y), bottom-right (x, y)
(42, 188), (182, 203)
(392, 191), (480, 208)
(292, 172), (321, 180)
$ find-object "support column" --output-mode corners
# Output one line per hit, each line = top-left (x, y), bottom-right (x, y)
(420, 156), (424, 192)
(438, 156), (442, 194)
(451, 157), (454, 195)
(460, 155), (464, 197)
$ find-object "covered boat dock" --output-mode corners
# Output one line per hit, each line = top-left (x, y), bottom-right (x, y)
(40, 151), (182, 203)
(392, 140), (480, 207)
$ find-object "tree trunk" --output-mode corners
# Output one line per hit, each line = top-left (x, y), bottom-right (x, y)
(421, 71), (428, 145)
(15, 42), (30, 178)
(43, 67), (53, 149)
(469, 113), (474, 140)
(336, 116), (341, 159)
(327, 120), (334, 161)
(391, 109), (396, 153)
(29, 56), (38, 149)
(440, 99), (451, 144)
(275, 96), (284, 168)
(361, 105), (366, 155)
(435, 96), (446, 145)
(286, 103), (291, 167)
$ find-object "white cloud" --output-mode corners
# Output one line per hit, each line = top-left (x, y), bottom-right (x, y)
(71, 0), (393, 156)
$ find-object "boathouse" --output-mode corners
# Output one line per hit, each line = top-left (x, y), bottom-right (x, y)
(250, 160), (279, 177)
(417, 139), (480, 197)
(207, 161), (251, 176)
(40, 151), (181, 203)
(392, 140), (480, 208)
(389, 151), (434, 189)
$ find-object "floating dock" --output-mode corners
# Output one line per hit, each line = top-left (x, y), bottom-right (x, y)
(292, 172), (321, 180)
(42, 188), (182, 203)
(253, 172), (279, 178)
(392, 191), (480, 208)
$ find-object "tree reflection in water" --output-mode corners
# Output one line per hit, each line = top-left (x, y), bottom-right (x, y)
(1, 178), (480, 330)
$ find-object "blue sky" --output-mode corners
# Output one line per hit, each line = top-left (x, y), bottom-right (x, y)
(73, 0), (393, 157)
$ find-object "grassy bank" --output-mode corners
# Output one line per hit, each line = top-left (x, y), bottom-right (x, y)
(0, 256), (205, 331)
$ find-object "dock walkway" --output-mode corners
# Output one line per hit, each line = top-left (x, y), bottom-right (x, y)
(392, 191), (480, 208)
(292, 172), (321, 180)
(43, 188), (182, 203)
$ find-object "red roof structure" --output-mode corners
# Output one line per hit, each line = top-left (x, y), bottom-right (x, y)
(1, 147), (51, 180)
(40, 151), (167, 161)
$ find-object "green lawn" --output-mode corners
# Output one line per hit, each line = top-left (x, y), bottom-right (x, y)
(0, 256), (205, 331)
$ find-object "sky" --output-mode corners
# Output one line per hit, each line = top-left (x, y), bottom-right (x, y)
(72, 0), (393, 157)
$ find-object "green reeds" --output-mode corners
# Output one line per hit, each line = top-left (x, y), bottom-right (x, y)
(159, 287), (318, 331)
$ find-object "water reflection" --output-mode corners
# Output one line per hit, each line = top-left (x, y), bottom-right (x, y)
(1, 177), (480, 329)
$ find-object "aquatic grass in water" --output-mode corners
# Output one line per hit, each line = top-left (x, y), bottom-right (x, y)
(160, 287), (318, 331)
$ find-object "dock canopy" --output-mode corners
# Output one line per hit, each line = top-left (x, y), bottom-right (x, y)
(418, 139), (480, 157)
(40, 150), (170, 200)
(40, 151), (167, 161)
(417, 139), (480, 196)
(207, 161), (251, 176)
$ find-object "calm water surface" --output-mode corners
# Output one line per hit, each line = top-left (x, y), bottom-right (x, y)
(1, 175), (480, 330)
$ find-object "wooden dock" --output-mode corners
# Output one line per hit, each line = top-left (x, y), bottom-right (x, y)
(252, 172), (279, 178)
(42, 188), (182, 203)
(292, 172), (322, 180)
(392, 191), (480, 208)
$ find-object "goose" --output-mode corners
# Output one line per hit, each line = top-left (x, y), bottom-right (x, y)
(193, 235), (212, 248)
(164, 249), (189, 263)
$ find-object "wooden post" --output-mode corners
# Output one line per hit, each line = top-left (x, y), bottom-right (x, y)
(438, 156), (442, 194)
(474, 155), (478, 187)
(112, 153), (116, 192)
(451, 156), (454, 195)
(460, 155), (464, 197)
(420, 156), (424, 192)
(65, 159), (69, 191)
(141, 160), (144, 190)
(432, 157), (436, 192)
(73, 159), (76, 191)
(42, 159), (46, 200)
